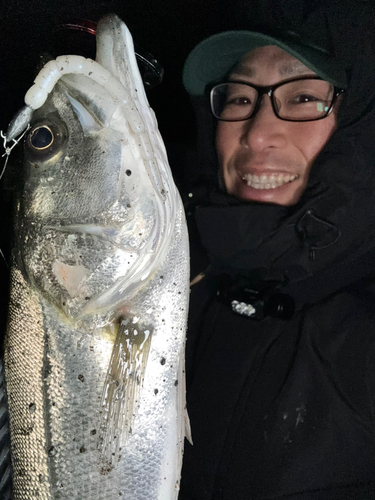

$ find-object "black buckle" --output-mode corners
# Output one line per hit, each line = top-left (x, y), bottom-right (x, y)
(216, 275), (295, 320)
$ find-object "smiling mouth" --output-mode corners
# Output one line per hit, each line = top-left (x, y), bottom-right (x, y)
(242, 173), (299, 190)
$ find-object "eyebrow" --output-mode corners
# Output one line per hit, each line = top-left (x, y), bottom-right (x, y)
(229, 62), (256, 78)
(230, 60), (313, 78)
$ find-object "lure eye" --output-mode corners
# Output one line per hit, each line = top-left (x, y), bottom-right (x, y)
(29, 126), (54, 150)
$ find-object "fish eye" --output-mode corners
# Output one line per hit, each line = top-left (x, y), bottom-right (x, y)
(29, 126), (54, 150)
(25, 114), (68, 164)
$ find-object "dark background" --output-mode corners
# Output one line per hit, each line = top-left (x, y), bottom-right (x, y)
(0, 0), (238, 148)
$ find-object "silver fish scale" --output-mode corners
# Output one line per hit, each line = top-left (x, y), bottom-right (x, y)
(5, 268), (51, 499)
(6, 203), (188, 499)
(0, 357), (13, 500)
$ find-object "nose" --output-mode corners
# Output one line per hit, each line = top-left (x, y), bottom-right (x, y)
(240, 95), (287, 152)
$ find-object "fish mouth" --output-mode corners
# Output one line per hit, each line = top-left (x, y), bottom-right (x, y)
(242, 172), (299, 190)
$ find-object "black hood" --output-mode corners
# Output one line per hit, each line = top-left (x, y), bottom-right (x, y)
(186, 0), (375, 309)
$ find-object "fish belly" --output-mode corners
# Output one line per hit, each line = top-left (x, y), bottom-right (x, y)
(5, 204), (189, 499)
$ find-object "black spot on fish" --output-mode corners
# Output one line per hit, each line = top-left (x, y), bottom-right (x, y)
(127, 203), (131, 208)
(160, 357), (166, 365)
(42, 358), (52, 382)
(20, 424), (34, 435)
(126, 169), (132, 176)
(78, 374), (85, 382)
(174, 380), (178, 386)
(154, 389), (159, 395)
(48, 446), (56, 457)
(100, 464), (114, 475)
(80, 446), (86, 453)
(90, 429), (96, 435)
(29, 402), (36, 413)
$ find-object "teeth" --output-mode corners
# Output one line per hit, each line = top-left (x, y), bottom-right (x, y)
(242, 173), (298, 190)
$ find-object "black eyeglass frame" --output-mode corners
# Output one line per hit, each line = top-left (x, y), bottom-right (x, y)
(210, 76), (345, 123)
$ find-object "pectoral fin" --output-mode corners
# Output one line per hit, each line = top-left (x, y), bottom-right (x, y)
(98, 317), (153, 468)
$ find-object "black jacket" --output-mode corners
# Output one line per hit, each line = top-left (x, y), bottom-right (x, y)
(179, 1), (375, 498)
(180, 229), (375, 499)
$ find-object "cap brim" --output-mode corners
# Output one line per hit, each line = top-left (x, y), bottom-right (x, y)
(183, 31), (347, 95)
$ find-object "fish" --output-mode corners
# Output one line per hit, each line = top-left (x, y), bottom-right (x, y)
(3, 13), (190, 499)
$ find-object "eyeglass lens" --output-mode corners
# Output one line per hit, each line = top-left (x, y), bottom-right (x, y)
(211, 79), (335, 121)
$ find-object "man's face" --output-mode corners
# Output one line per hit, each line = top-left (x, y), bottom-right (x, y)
(216, 45), (338, 206)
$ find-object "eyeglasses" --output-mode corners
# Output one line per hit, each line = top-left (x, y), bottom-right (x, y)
(210, 76), (345, 122)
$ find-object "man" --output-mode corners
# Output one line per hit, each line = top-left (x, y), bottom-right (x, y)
(178, 1), (375, 498)
(210, 45), (341, 206)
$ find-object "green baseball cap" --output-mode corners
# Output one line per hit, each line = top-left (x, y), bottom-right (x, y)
(183, 29), (347, 96)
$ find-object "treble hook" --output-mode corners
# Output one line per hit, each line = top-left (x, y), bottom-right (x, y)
(0, 125), (30, 182)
